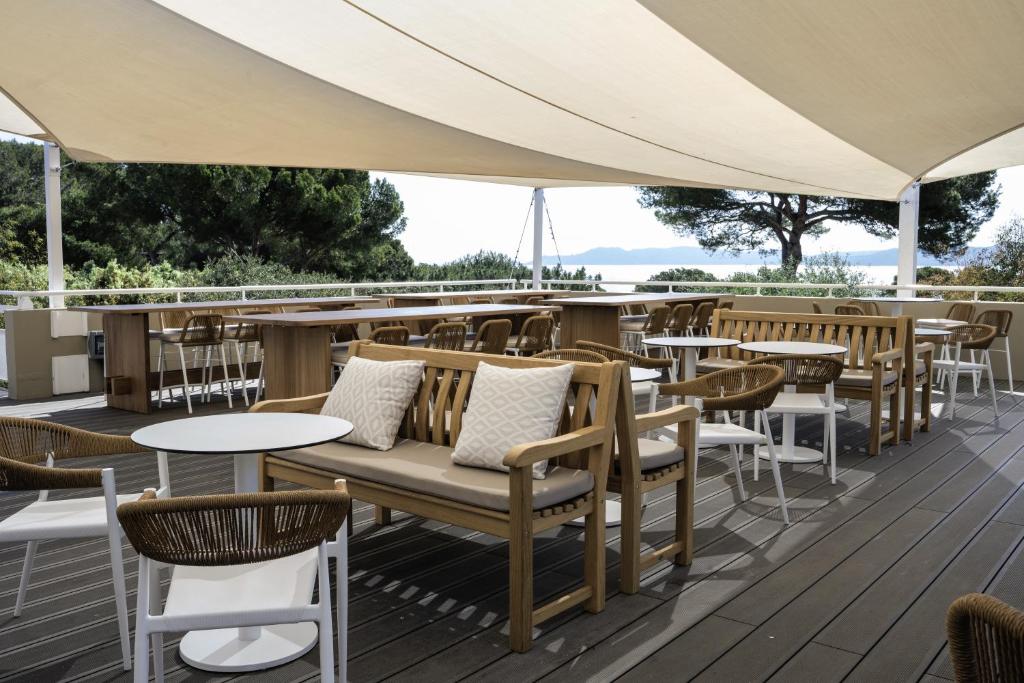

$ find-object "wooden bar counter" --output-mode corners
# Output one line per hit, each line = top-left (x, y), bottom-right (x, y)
(555, 293), (719, 348)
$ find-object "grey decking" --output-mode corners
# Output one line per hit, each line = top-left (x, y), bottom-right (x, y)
(0, 382), (1022, 682)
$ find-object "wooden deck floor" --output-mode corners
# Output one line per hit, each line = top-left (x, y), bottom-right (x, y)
(0, 381), (1022, 682)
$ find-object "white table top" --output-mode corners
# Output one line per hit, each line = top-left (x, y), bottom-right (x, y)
(132, 413), (353, 454)
(738, 341), (847, 355)
(917, 318), (966, 329)
(857, 296), (943, 303)
(643, 336), (740, 349)
(914, 327), (952, 336)
(629, 367), (661, 383)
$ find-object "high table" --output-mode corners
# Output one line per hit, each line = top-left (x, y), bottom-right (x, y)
(555, 293), (719, 349)
(855, 296), (942, 315)
(70, 296), (378, 413)
(131, 413), (353, 672)
(737, 340), (847, 464)
(226, 303), (557, 400)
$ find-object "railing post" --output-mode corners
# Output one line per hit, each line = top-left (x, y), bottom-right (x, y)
(241, 288), (247, 300)
(350, 287), (356, 297)
(17, 295), (32, 310)
(176, 292), (182, 303)
(439, 284), (445, 292)
(668, 284), (674, 293)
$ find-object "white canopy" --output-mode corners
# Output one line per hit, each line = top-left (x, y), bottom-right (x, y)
(2, 0), (1023, 200)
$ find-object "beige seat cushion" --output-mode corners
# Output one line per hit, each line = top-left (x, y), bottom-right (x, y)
(619, 321), (646, 332)
(914, 359), (927, 376)
(696, 357), (744, 372)
(273, 439), (593, 512)
(837, 367), (898, 388)
(634, 438), (686, 471)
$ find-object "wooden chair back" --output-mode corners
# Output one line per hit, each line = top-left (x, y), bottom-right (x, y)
(424, 322), (468, 351)
(369, 325), (410, 346)
(470, 318), (512, 354)
(511, 315), (555, 355)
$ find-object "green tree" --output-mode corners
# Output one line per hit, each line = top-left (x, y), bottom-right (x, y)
(635, 267), (717, 293)
(637, 173), (999, 268)
(413, 250), (600, 289)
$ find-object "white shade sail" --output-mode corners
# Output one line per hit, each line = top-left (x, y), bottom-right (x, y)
(1, 0), (1022, 200)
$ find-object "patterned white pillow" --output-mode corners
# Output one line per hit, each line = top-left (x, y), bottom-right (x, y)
(452, 361), (574, 479)
(320, 356), (425, 451)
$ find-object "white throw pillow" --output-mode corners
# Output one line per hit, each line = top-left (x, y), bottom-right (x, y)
(452, 361), (574, 479)
(320, 356), (425, 451)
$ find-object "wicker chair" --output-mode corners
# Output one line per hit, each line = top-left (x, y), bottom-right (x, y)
(690, 301), (716, 335)
(467, 318), (512, 354)
(577, 340), (672, 413)
(506, 315), (554, 356)
(157, 313), (232, 413)
(120, 482), (351, 682)
(425, 321), (468, 351)
(223, 309), (270, 407)
(946, 302), (977, 322)
(620, 305), (671, 353)
(525, 295), (546, 305)
(835, 304), (865, 316)
(946, 593), (1024, 683)
(934, 324), (998, 418)
(664, 303), (695, 337)
(856, 300), (881, 316)
(534, 348), (609, 363)
(811, 302), (824, 314)
(659, 365), (790, 523)
(331, 325), (409, 372)
(0, 417), (165, 672)
(975, 309), (1014, 394)
(748, 354), (846, 483)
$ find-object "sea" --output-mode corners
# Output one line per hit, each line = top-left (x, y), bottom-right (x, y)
(576, 264), (919, 292)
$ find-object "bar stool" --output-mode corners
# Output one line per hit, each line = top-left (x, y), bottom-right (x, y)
(620, 305), (670, 353)
(975, 309), (1014, 394)
(157, 314), (232, 413)
(933, 323), (998, 418)
(664, 303), (694, 337)
(424, 321), (468, 351)
(224, 309), (269, 406)
(331, 325), (409, 374)
(506, 315), (554, 356)
(466, 318), (512, 354)
(689, 301), (715, 336)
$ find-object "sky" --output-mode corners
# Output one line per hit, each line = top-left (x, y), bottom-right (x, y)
(6, 131), (1023, 265)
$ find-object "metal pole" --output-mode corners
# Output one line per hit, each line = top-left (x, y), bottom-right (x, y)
(43, 142), (65, 309)
(896, 181), (920, 298)
(532, 188), (544, 290)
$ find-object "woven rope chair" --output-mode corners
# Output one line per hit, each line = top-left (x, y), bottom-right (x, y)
(621, 305), (671, 352)
(425, 321), (468, 351)
(525, 295), (546, 305)
(690, 301), (715, 335)
(976, 309), (1015, 393)
(665, 303), (695, 336)
(855, 300), (881, 316)
(468, 318), (512, 354)
(370, 325), (410, 346)
(507, 315), (554, 356)
(534, 348), (608, 363)
(935, 324), (999, 418)
(946, 593), (1024, 683)
(332, 323), (360, 343)
(660, 365), (790, 523)
(811, 302), (824, 314)
(946, 302), (977, 322)
(220, 310), (268, 407)
(158, 309), (191, 332)
(157, 313), (232, 413)
(576, 340), (672, 370)
(748, 354), (846, 483)
(0, 417), (160, 671)
(835, 304), (865, 316)
(120, 485), (351, 681)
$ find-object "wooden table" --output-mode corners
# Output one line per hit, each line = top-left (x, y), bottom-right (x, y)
(555, 293), (719, 349)
(226, 303), (558, 400)
(70, 296), (378, 413)
(386, 290), (584, 333)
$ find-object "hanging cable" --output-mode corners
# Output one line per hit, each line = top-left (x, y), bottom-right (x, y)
(508, 194), (535, 281)
(544, 197), (563, 270)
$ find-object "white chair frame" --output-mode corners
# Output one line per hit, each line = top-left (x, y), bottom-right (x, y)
(934, 341), (998, 419)
(753, 383), (844, 485)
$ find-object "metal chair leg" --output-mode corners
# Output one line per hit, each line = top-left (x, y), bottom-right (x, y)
(177, 345), (193, 414)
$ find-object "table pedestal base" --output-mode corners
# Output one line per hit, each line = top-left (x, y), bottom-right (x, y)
(756, 444), (824, 464)
(566, 500), (623, 527)
(179, 623), (318, 672)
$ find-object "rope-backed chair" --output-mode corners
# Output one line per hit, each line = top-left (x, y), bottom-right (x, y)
(748, 354), (846, 483)
(424, 321), (468, 351)
(223, 309), (270, 407)
(855, 300), (881, 316)
(331, 325), (409, 372)
(811, 302), (824, 314)
(946, 302), (977, 323)
(620, 305), (671, 353)
(946, 593), (1024, 683)
(534, 348), (608, 363)
(934, 324), (999, 418)
(467, 318), (512, 354)
(506, 315), (554, 356)
(659, 365), (790, 523)
(689, 301), (716, 336)
(975, 309), (1014, 394)
(120, 482), (352, 682)
(577, 340), (672, 412)
(664, 303), (695, 337)
(834, 304), (865, 316)
(157, 313), (232, 413)
(525, 295), (546, 305)
(0, 417), (166, 672)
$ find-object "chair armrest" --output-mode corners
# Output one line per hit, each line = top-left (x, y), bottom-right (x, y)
(871, 347), (903, 365)
(502, 425), (607, 469)
(657, 377), (707, 398)
(0, 458), (102, 491)
(914, 341), (935, 358)
(250, 393), (330, 414)
(634, 405), (700, 433)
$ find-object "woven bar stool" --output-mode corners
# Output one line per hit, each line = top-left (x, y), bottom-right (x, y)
(332, 325), (409, 373)
(223, 309), (269, 406)
(933, 323), (999, 418)
(975, 309), (1014, 394)
(466, 318), (512, 354)
(157, 314), (232, 413)
(424, 321), (468, 351)
(119, 482), (351, 682)
(664, 303), (695, 337)
(0, 417), (169, 672)
(946, 593), (1024, 683)
(620, 305), (670, 353)
(689, 301), (715, 336)
(506, 315), (554, 356)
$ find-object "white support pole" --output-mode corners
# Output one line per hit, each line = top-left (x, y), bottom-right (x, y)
(43, 142), (65, 309)
(896, 181), (920, 298)
(532, 188), (544, 290)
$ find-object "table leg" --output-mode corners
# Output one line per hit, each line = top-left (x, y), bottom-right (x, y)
(682, 348), (698, 405)
(102, 313), (152, 413)
(178, 452), (318, 672)
(559, 305), (620, 349)
(757, 386), (825, 464)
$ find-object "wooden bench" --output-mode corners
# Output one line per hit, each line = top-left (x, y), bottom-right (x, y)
(703, 309), (915, 455)
(251, 342), (623, 652)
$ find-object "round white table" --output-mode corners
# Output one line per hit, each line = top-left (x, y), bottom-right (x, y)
(856, 296), (942, 316)
(914, 327), (953, 338)
(737, 341), (847, 464)
(643, 337), (741, 403)
(917, 318), (966, 330)
(629, 366), (661, 383)
(132, 413), (353, 673)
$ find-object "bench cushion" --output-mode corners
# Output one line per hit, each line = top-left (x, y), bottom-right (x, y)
(635, 438), (686, 471)
(272, 439), (594, 512)
(837, 367), (898, 388)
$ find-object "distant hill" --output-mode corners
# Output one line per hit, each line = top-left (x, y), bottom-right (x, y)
(540, 246), (986, 267)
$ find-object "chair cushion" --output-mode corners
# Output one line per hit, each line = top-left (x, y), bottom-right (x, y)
(697, 422), (768, 446)
(914, 359), (927, 376)
(0, 494), (139, 542)
(330, 342), (351, 365)
(273, 440), (593, 512)
(696, 357), (744, 372)
(837, 368), (898, 388)
(320, 356), (425, 451)
(451, 361), (573, 479)
(636, 438), (686, 471)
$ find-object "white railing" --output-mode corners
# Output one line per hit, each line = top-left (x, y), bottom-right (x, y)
(0, 278), (521, 309)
